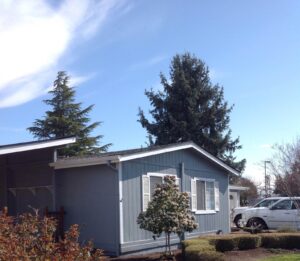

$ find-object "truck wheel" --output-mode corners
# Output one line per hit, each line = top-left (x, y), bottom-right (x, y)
(234, 215), (242, 228)
(247, 218), (267, 233)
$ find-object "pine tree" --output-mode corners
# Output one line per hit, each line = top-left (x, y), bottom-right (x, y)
(138, 53), (245, 171)
(28, 71), (110, 156)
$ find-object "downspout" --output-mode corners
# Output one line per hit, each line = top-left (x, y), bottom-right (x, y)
(52, 149), (57, 211)
(116, 159), (123, 256)
(180, 162), (185, 241)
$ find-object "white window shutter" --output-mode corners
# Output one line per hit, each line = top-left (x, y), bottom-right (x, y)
(191, 178), (197, 211)
(142, 175), (150, 211)
(175, 177), (181, 191)
(215, 181), (220, 211)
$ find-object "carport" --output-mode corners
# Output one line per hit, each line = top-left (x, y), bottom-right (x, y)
(0, 137), (75, 215)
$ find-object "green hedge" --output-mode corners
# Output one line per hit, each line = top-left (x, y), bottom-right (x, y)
(183, 233), (300, 260)
(237, 236), (261, 250)
(261, 234), (300, 249)
(215, 237), (236, 252)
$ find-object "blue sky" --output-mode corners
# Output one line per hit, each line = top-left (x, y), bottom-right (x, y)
(1, 0), (300, 183)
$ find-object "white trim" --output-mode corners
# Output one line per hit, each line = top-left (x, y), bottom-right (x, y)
(229, 185), (249, 191)
(228, 175), (231, 231)
(142, 172), (178, 211)
(146, 172), (176, 178)
(0, 137), (76, 155)
(195, 210), (216, 214)
(51, 142), (239, 176)
(119, 142), (239, 176)
(147, 172), (177, 195)
(192, 177), (218, 214)
(118, 162), (124, 244)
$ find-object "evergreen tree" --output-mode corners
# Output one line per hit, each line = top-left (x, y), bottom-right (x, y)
(138, 53), (245, 171)
(28, 71), (110, 156)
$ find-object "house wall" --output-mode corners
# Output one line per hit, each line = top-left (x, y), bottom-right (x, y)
(0, 149), (55, 215)
(55, 165), (119, 255)
(120, 149), (230, 254)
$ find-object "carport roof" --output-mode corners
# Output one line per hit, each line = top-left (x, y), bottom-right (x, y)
(0, 136), (76, 155)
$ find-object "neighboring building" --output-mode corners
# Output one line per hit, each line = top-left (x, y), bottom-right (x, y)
(229, 185), (249, 210)
(0, 138), (239, 255)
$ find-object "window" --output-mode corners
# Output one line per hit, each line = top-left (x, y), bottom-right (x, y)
(191, 178), (219, 214)
(271, 200), (292, 210)
(142, 173), (180, 211)
(292, 200), (300, 210)
(255, 199), (280, 208)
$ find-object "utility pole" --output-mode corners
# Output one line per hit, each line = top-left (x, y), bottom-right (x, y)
(264, 161), (271, 197)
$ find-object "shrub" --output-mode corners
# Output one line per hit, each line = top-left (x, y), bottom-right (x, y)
(260, 234), (290, 249)
(285, 234), (300, 249)
(237, 235), (261, 250)
(0, 210), (103, 260)
(182, 238), (215, 258)
(261, 233), (300, 249)
(277, 227), (298, 233)
(215, 237), (236, 252)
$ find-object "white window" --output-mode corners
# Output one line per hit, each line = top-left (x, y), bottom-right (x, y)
(191, 178), (220, 214)
(142, 173), (180, 211)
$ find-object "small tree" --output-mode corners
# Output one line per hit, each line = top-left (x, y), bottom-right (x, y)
(137, 176), (198, 257)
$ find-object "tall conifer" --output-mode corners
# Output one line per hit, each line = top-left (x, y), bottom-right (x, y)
(138, 53), (245, 171)
(28, 71), (110, 156)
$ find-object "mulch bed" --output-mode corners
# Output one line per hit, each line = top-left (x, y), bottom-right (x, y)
(106, 248), (300, 261)
(107, 250), (182, 261)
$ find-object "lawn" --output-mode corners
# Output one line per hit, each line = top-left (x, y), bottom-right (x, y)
(260, 254), (300, 261)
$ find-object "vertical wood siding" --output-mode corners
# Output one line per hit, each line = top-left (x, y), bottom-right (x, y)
(56, 165), (119, 254)
(0, 149), (55, 215)
(121, 148), (230, 247)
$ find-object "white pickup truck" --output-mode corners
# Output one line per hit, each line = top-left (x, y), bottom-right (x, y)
(241, 197), (300, 231)
(232, 197), (283, 228)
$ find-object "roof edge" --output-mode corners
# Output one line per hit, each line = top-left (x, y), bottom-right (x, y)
(52, 141), (240, 176)
(118, 141), (240, 176)
(0, 136), (76, 155)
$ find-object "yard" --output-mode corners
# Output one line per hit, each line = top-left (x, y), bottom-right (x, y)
(109, 249), (300, 261)
(109, 233), (300, 261)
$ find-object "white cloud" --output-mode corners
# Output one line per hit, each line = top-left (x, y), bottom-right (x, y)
(260, 144), (272, 149)
(243, 162), (264, 184)
(0, 0), (124, 108)
(209, 68), (227, 82)
(129, 55), (166, 71)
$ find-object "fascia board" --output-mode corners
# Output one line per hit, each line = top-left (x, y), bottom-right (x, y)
(119, 142), (240, 176)
(0, 137), (76, 155)
(51, 155), (120, 169)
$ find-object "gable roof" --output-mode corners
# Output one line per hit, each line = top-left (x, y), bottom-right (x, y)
(0, 136), (76, 155)
(52, 141), (240, 176)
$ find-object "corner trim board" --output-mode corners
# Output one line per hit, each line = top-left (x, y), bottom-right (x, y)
(118, 162), (124, 244)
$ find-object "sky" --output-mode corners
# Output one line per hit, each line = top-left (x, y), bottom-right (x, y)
(0, 0), (300, 184)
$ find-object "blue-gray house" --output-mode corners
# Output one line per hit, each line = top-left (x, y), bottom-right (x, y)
(0, 138), (239, 256)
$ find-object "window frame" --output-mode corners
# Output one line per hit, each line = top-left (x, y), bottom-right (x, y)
(141, 172), (180, 211)
(191, 177), (219, 215)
